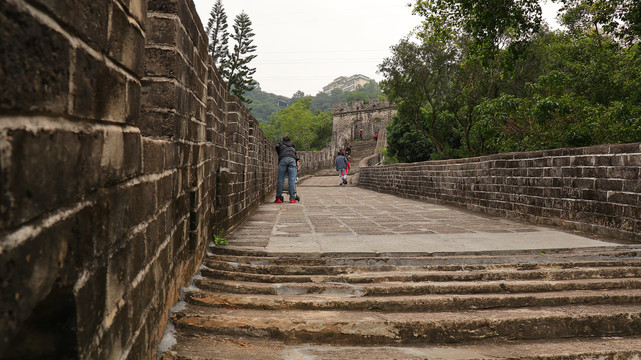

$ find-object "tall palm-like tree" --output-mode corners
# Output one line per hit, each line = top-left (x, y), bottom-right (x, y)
(205, 0), (229, 66)
(222, 11), (257, 104)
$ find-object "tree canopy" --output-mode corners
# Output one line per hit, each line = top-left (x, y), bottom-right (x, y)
(260, 97), (332, 151)
(205, 0), (229, 66)
(379, 0), (641, 163)
(245, 80), (384, 127)
(223, 12), (257, 103)
(554, 0), (641, 44)
(206, 2), (257, 104)
(413, 0), (543, 62)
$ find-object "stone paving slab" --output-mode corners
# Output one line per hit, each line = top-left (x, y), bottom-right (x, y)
(226, 179), (622, 253)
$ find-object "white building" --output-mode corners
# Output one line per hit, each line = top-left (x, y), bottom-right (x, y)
(322, 74), (373, 93)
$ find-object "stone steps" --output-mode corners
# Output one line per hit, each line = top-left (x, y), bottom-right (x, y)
(210, 244), (641, 260)
(163, 246), (641, 359)
(186, 288), (641, 312)
(163, 334), (641, 360)
(195, 277), (641, 296)
(172, 304), (641, 345)
(200, 266), (641, 283)
(207, 251), (641, 266)
(204, 258), (641, 275)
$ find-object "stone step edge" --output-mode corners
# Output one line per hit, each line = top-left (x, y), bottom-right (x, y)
(199, 266), (641, 284)
(203, 258), (641, 276)
(185, 288), (641, 312)
(210, 245), (639, 258)
(194, 276), (641, 296)
(171, 304), (641, 345)
(161, 333), (641, 360)
(207, 249), (641, 266)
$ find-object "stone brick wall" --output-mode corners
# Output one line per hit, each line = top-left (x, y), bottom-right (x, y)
(298, 148), (335, 175)
(0, 0), (276, 359)
(360, 143), (641, 241)
(293, 100), (396, 176)
(332, 100), (396, 149)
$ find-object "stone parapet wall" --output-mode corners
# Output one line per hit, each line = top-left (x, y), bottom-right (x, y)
(360, 143), (641, 242)
(0, 0), (276, 359)
(298, 147), (336, 175)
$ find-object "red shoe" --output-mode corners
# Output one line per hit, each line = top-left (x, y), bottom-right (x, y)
(274, 198), (282, 203)
(289, 199), (296, 203)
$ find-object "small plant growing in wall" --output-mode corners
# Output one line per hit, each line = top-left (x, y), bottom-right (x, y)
(213, 234), (228, 245)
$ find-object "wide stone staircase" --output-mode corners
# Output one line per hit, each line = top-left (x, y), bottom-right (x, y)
(162, 245), (641, 359)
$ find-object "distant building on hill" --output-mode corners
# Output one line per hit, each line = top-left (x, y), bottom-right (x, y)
(322, 74), (372, 93)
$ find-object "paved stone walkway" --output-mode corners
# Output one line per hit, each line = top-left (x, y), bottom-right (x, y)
(227, 176), (620, 253)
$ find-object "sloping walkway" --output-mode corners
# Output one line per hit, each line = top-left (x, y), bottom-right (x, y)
(226, 182), (618, 253)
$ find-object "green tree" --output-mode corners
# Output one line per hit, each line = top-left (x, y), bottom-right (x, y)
(244, 83), (290, 124)
(382, 0), (641, 163)
(553, 0), (641, 43)
(310, 91), (333, 112)
(311, 88), (345, 112)
(385, 115), (434, 163)
(474, 28), (641, 153)
(291, 90), (307, 102)
(222, 12), (257, 104)
(244, 82), (384, 126)
(345, 91), (369, 104)
(205, 0), (229, 66)
(309, 110), (333, 150)
(378, 36), (459, 154)
(261, 98), (332, 151)
(413, 0), (543, 61)
(361, 80), (383, 100)
(624, 1), (641, 42)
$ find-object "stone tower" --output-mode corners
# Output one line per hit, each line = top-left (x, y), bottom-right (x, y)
(332, 100), (396, 150)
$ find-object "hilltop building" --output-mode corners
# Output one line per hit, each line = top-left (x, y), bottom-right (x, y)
(322, 74), (373, 93)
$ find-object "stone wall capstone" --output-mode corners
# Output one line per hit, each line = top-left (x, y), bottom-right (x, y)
(0, 0), (276, 359)
(359, 143), (641, 242)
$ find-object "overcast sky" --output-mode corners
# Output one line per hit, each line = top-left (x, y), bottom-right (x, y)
(191, 0), (561, 98)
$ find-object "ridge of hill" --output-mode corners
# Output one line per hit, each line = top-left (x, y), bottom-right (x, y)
(245, 81), (384, 125)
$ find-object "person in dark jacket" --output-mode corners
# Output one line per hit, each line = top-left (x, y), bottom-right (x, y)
(275, 136), (300, 203)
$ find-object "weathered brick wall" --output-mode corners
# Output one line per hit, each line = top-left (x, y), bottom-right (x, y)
(298, 147), (335, 175)
(332, 100), (396, 149)
(0, 0), (276, 359)
(294, 101), (396, 176)
(360, 143), (641, 241)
